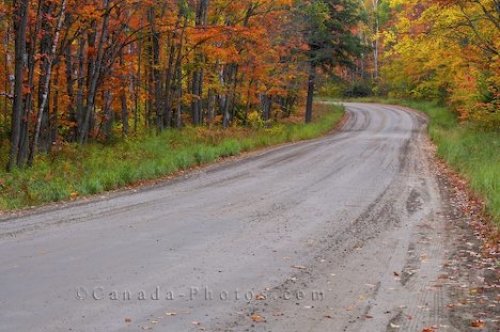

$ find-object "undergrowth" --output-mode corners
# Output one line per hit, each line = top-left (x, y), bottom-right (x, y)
(0, 104), (344, 211)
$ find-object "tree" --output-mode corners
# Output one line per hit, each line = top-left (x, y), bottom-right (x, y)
(382, 0), (499, 126)
(1, 0), (368, 169)
(8, 0), (29, 170)
(298, 0), (364, 123)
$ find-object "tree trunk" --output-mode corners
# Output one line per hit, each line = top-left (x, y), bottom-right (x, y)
(29, 0), (67, 165)
(103, 90), (113, 142)
(75, 36), (86, 140)
(222, 64), (236, 128)
(162, 25), (177, 128)
(190, 0), (209, 126)
(207, 88), (216, 125)
(119, 50), (129, 137)
(64, 15), (76, 140)
(8, 0), (29, 170)
(305, 62), (316, 124)
(79, 0), (111, 144)
(147, 7), (163, 131)
(372, 0), (379, 81)
(2, 23), (12, 138)
(50, 65), (60, 152)
(171, 16), (187, 128)
(17, 0), (45, 166)
(260, 94), (272, 122)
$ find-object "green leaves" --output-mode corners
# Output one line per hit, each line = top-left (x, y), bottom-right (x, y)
(298, 0), (364, 68)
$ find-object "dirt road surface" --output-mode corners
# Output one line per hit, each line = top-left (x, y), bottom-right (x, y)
(0, 103), (477, 331)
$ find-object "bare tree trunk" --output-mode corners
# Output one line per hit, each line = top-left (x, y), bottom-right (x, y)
(79, 0), (111, 144)
(260, 94), (272, 122)
(75, 36), (86, 140)
(103, 90), (113, 142)
(244, 76), (254, 125)
(17, 0), (44, 166)
(29, 0), (67, 165)
(119, 48), (129, 137)
(147, 6), (163, 131)
(121, 92), (128, 137)
(2, 19), (12, 139)
(63, 15), (76, 141)
(207, 88), (216, 125)
(175, 65), (182, 128)
(222, 64), (236, 128)
(190, 0), (209, 126)
(50, 65), (60, 152)
(372, 0), (379, 81)
(305, 62), (316, 123)
(8, 0), (29, 170)
(134, 40), (141, 133)
(171, 15), (187, 128)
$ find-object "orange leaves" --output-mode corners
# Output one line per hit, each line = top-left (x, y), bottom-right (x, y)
(0, 0), (316, 152)
(470, 320), (485, 328)
(79, 4), (102, 21)
(250, 313), (265, 323)
(86, 46), (97, 58)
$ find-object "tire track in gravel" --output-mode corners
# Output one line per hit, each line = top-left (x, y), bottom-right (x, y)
(0, 103), (459, 332)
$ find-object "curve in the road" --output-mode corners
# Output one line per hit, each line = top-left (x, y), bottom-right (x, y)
(0, 103), (452, 332)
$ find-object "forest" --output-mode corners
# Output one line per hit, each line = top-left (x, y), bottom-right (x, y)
(0, 0), (365, 170)
(0, 0), (498, 212)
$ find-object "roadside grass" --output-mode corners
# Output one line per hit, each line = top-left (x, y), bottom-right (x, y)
(0, 103), (344, 211)
(338, 97), (499, 226)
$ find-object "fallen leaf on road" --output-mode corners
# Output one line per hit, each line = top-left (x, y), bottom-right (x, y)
(292, 265), (307, 270)
(251, 313), (265, 322)
(393, 272), (400, 277)
(255, 294), (266, 300)
(165, 312), (176, 316)
(192, 321), (201, 326)
(422, 328), (434, 332)
(471, 320), (485, 328)
(124, 318), (132, 323)
(324, 315), (333, 319)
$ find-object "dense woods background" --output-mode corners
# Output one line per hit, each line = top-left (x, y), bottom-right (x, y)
(0, 0), (364, 170)
(0, 0), (498, 170)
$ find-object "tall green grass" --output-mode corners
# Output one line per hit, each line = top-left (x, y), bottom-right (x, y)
(342, 97), (499, 225)
(0, 104), (344, 211)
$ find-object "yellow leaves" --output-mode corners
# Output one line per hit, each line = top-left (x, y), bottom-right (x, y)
(383, 0), (499, 125)
(387, 0), (407, 8)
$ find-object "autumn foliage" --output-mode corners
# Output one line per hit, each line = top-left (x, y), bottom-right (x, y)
(1, 0), (349, 169)
(0, 0), (496, 171)
(380, 0), (499, 127)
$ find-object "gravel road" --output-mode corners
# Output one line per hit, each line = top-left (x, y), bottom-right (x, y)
(0, 103), (459, 331)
